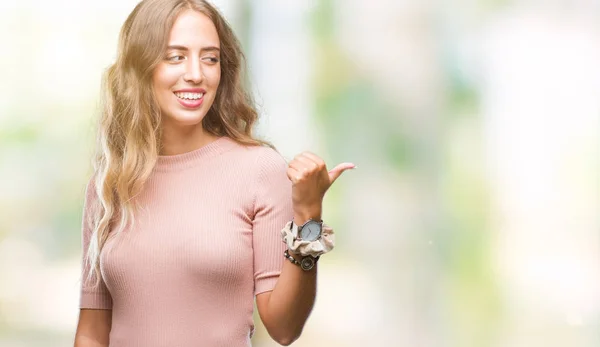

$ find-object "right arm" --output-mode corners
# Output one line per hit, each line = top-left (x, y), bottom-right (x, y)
(75, 178), (114, 346)
(74, 309), (112, 347)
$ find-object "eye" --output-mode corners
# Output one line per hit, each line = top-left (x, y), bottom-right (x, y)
(167, 55), (185, 62)
(202, 56), (220, 64)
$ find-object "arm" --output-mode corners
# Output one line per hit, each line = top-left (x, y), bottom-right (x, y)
(74, 309), (112, 347)
(256, 207), (321, 346)
(75, 178), (114, 346)
(255, 150), (354, 345)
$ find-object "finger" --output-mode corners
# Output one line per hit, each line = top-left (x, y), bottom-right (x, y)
(328, 162), (356, 184)
(286, 167), (302, 184)
(299, 152), (325, 168)
(288, 159), (307, 173)
(294, 155), (318, 172)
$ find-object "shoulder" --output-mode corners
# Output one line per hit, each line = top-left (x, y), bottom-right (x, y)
(241, 144), (292, 203)
(244, 144), (288, 178)
(225, 138), (287, 171)
(222, 138), (290, 186)
(225, 141), (290, 188)
(83, 174), (98, 203)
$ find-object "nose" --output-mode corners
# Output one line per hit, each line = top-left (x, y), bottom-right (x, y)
(183, 57), (203, 84)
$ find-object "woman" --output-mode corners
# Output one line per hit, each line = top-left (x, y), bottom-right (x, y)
(73, 0), (354, 346)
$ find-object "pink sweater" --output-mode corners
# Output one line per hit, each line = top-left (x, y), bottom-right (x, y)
(79, 137), (293, 346)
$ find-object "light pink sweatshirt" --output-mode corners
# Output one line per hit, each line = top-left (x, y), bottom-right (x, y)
(79, 137), (293, 346)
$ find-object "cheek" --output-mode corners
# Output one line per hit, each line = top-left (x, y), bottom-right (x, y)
(153, 66), (179, 90)
(207, 67), (221, 88)
(152, 70), (174, 111)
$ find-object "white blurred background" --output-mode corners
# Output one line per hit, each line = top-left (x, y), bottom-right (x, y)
(0, 0), (598, 346)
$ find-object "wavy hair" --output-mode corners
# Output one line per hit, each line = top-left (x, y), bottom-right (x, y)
(86, 0), (269, 285)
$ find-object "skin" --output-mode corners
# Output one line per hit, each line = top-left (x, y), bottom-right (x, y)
(152, 9), (222, 156)
(74, 8), (356, 347)
(75, 10), (221, 347)
(257, 156), (355, 345)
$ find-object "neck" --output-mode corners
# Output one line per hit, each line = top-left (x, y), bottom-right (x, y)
(160, 121), (219, 156)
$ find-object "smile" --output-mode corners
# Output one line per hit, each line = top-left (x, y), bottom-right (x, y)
(174, 92), (204, 100)
(174, 92), (204, 109)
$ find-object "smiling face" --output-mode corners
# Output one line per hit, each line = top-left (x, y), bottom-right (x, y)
(152, 9), (221, 132)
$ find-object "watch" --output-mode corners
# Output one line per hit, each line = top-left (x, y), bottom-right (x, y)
(280, 219), (334, 258)
(284, 249), (320, 271)
(291, 219), (323, 242)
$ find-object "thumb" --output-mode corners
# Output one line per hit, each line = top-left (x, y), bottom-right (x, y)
(328, 162), (356, 184)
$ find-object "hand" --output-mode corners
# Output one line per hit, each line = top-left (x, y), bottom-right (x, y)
(286, 151), (355, 218)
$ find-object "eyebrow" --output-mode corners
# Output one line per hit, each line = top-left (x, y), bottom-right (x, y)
(166, 45), (220, 53)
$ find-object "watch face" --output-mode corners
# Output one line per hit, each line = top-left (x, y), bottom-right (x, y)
(300, 221), (321, 242)
(300, 257), (315, 271)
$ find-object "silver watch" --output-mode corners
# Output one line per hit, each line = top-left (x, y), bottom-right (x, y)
(291, 219), (323, 242)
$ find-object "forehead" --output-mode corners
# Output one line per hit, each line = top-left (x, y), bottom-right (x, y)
(168, 9), (220, 48)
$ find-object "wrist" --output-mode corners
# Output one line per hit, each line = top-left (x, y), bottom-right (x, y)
(280, 220), (335, 259)
(286, 249), (302, 261)
(293, 204), (322, 225)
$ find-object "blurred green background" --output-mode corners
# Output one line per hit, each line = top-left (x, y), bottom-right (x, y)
(0, 0), (598, 346)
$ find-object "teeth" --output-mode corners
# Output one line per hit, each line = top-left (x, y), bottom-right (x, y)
(175, 92), (204, 100)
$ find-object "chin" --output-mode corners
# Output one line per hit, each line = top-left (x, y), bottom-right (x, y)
(166, 113), (207, 127)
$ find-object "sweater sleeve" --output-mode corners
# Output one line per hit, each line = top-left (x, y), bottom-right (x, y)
(252, 148), (294, 296)
(79, 177), (113, 309)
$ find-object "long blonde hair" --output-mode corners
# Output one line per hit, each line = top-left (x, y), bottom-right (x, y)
(87, 0), (270, 284)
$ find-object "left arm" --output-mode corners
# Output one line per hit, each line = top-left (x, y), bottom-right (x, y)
(255, 151), (355, 346)
(256, 207), (322, 346)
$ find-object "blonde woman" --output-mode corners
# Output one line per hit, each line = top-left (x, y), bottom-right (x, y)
(73, 0), (354, 346)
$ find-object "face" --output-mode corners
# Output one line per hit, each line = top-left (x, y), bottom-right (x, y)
(152, 9), (221, 130)
(301, 223), (321, 241)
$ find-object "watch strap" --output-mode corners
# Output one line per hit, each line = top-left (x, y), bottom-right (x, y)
(284, 249), (319, 271)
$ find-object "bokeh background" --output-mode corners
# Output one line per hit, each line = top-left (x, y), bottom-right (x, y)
(1, 0), (599, 346)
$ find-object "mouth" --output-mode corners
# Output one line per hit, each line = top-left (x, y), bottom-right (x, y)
(173, 91), (205, 109)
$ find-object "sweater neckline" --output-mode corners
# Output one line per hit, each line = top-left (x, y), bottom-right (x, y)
(155, 136), (236, 172)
